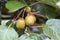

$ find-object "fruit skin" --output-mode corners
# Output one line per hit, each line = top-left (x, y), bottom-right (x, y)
(16, 18), (25, 29)
(19, 33), (43, 40)
(25, 14), (36, 26)
(25, 6), (31, 12)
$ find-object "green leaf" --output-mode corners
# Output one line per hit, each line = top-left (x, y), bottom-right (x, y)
(38, 0), (60, 8)
(43, 19), (60, 40)
(0, 25), (18, 40)
(6, 1), (26, 13)
(31, 3), (58, 18)
(19, 33), (44, 40)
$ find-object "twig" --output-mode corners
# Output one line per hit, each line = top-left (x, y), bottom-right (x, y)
(22, 0), (27, 5)
(29, 2), (39, 6)
(12, 10), (23, 22)
(22, 0), (39, 7)
(24, 27), (31, 36)
(31, 26), (43, 28)
(29, 12), (47, 19)
(7, 10), (23, 30)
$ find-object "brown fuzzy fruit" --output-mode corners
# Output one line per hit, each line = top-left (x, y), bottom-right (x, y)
(16, 18), (25, 29)
(25, 14), (36, 26)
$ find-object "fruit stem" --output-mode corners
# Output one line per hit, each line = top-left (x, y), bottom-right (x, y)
(22, 9), (25, 18)
(24, 27), (31, 36)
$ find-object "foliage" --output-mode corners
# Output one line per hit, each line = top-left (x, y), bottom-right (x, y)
(31, 2), (58, 18)
(6, 1), (26, 13)
(19, 33), (44, 40)
(0, 25), (18, 40)
(38, 0), (60, 8)
(43, 19), (60, 40)
(1, 0), (60, 40)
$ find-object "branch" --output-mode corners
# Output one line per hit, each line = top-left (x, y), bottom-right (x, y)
(29, 12), (47, 19)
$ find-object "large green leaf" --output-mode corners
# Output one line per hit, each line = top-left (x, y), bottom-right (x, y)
(19, 33), (44, 40)
(43, 19), (60, 40)
(31, 3), (58, 18)
(6, 1), (26, 13)
(0, 25), (18, 40)
(38, 0), (60, 8)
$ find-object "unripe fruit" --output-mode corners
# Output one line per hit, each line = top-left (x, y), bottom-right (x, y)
(16, 18), (25, 29)
(25, 6), (31, 12)
(25, 14), (36, 26)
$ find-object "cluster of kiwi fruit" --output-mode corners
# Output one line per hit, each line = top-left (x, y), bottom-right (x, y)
(16, 6), (36, 29)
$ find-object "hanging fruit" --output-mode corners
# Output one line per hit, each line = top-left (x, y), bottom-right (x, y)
(16, 18), (25, 29)
(25, 6), (31, 12)
(25, 14), (36, 26)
